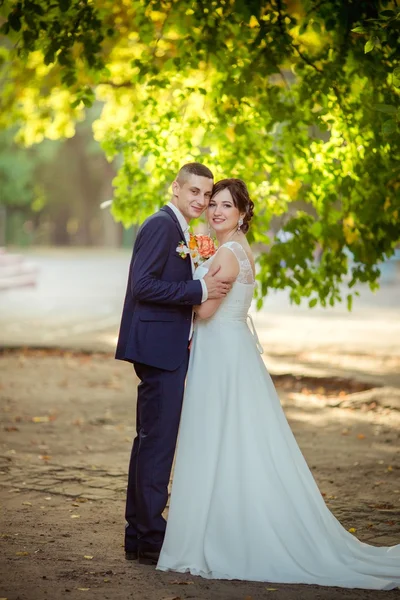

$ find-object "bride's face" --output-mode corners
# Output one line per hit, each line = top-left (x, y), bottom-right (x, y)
(207, 188), (243, 235)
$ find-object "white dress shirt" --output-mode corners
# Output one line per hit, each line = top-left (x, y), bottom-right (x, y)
(166, 202), (208, 303)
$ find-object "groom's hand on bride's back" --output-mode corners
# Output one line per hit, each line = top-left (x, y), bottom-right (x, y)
(204, 264), (234, 299)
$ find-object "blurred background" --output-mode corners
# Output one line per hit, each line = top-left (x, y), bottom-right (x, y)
(0, 107), (130, 251)
(0, 0), (399, 386)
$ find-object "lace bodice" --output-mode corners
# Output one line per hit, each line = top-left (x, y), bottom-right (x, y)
(222, 241), (255, 284)
(194, 241), (256, 326)
(197, 241), (255, 285)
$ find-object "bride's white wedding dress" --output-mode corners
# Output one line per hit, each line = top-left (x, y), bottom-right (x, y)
(157, 241), (399, 590)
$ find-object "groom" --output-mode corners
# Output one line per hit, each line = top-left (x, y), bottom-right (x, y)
(116, 163), (231, 564)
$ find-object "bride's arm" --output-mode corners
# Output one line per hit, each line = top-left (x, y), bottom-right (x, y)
(195, 248), (239, 319)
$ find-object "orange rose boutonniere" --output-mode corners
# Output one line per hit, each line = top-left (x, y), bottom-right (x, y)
(176, 234), (217, 267)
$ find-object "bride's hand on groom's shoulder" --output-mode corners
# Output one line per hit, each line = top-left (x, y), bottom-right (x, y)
(204, 264), (234, 299)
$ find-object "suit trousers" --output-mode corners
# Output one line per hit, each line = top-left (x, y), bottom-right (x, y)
(125, 352), (190, 552)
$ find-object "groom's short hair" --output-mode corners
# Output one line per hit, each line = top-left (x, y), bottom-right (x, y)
(177, 163), (213, 184)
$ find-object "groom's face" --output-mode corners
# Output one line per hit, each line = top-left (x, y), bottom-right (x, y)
(172, 174), (213, 222)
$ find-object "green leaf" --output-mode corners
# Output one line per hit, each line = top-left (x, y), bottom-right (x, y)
(299, 21), (308, 35)
(59, 0), (71, 12)
(351, 26), (367, 34)
(309, 298), (318, 308)
(9, 13), (22, 32)
(382, 119), (397, 136)
(310, 222), (322, 238)
(312, 21), (321, 34)
(372, 36), (382, 49)
(364, 39), (375, 53)
(0, 22), (10, 34)
(374, 104), (397, 115)
(347, 294), (353, 311)
(44, 49), (55, 65)
(31, 2), (45, 16)
(393, 67), (400, 87)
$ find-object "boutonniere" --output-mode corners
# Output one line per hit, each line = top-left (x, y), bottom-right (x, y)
(176, 234), (217, 267)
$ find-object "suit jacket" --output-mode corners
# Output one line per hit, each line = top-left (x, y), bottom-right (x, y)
(115, 205), (203, 371)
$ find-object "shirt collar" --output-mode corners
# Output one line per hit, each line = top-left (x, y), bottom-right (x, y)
(166, 202), (189, 234)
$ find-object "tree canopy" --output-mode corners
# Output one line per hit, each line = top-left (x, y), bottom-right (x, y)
(1, 0), (399, 308)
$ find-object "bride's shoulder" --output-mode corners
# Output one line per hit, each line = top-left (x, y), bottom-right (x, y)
(211, 245), (240, 277)
(220, 240), (252, 260)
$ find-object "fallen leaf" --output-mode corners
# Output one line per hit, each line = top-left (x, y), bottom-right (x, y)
(103, 578), (110, 582)
(356, 433), (366, 440)
(77, 588), (90, 592)
(22, 502), (32, 506)
(39, 455), (51, 461)
(169, 580), (194, 585)
(387, 465), (393, 472)
(15, 551), (29, 556)
(84, 555), (93, 560)
(348, 527), (356, 533)
(71, 515), (80, 519)
(266, 589), (278, 592)
(32, 416), (50, 423)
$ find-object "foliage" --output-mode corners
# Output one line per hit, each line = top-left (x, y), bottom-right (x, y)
(1, 0), (399, 308)
(0, 128), (47, 210)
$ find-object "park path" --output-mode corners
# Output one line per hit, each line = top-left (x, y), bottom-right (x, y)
(0, 350), (399, 600)
(0, 249), (399, 599)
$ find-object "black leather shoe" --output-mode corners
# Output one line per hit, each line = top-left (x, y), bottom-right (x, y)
(125, 550), (138, 560)
(138, 549), (160, 565)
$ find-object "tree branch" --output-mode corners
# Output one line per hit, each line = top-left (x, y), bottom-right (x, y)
(305, 0), (330, 18)
(292, 44), (323, 73)
(99, 80), (133, 88)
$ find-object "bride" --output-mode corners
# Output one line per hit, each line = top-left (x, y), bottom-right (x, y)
(156, 179), (399, 590)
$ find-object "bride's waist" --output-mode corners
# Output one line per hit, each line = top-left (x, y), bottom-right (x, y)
(196, 314), (249, 325)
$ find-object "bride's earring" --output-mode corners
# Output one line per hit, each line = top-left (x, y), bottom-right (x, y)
(237, 217), (244, 231)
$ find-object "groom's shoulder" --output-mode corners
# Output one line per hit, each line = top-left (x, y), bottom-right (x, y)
(140, 207), (174, 233)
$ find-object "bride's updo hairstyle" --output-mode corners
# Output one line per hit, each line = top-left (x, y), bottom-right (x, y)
(211, 178), (254, 234)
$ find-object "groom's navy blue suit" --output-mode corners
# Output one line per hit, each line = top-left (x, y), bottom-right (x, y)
(116, 205), (203, 552)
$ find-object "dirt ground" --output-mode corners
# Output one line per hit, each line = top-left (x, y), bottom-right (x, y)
(0, 349), (399, 600)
